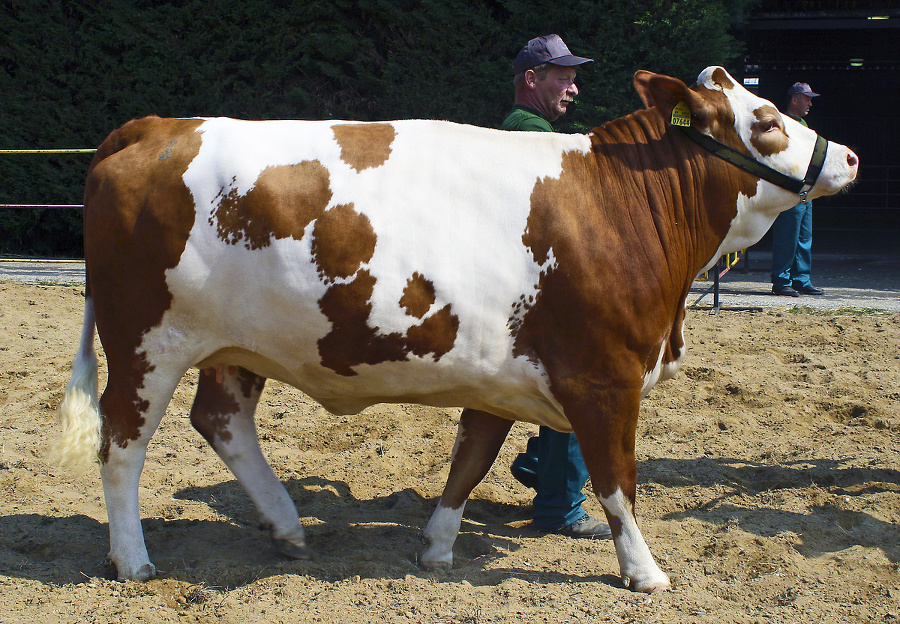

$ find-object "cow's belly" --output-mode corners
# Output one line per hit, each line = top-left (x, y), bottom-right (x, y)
(161, 315), (571, 430)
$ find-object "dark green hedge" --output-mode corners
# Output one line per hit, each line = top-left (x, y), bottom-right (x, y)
(0, 0), (751, 257)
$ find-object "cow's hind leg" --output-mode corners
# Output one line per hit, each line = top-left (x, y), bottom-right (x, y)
(100, 366), (186, 581)
(420, 408), (513, 569)
(190, 366), (307, 559)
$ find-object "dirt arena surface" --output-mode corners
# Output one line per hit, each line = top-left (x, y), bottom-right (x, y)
(1, 279), (898, 623)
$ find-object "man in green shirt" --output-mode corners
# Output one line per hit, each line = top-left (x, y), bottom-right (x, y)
(501, 34), (589, 132)
(503, 35), (611, 540)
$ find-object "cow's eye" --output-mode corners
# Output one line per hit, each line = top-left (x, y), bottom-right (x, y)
(758, 120), (777, 133)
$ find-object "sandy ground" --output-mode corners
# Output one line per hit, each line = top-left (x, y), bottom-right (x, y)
(1, 279), (898, 623)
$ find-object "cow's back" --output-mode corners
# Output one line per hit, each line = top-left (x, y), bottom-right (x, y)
(84, 116), (594, 428)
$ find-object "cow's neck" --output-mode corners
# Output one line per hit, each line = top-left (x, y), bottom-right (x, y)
(588, 109), (750, 279)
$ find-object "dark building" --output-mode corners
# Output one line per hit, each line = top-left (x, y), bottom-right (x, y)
(739, 2), (899, 254)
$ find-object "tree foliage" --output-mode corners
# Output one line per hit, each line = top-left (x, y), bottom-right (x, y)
(0, 0), (751, 256)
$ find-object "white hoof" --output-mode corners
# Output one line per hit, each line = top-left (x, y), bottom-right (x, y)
(626, 571), (671, 594)
(419, 552), (453, 571)
(274, 537), (310, 560)
(115, 561), (157, 582)
(419, 533), (453, 570)
(270, 522), (307, 559)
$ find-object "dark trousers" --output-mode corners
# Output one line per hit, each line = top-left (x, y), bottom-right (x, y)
(771, 201), (813, 289)
(513, 426), (590, 531)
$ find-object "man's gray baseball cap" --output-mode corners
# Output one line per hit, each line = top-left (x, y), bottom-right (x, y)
(513, 34), (593, 74)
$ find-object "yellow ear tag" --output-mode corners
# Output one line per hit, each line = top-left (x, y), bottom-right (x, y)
(671, 101), (692, 127)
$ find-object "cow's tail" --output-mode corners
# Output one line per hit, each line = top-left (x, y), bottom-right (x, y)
(49, 120), (146, 473)
(49, 281), (102, 474)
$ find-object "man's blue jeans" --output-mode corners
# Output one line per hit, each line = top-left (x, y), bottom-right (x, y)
(513, 427), (590, 531)
(771, 201), (813, 289)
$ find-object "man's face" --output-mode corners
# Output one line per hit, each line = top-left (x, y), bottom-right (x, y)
(792, 93), (814, 117)
(531, 65), (579, 121)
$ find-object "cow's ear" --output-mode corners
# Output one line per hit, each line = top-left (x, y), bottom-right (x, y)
(634, 71), (707, 127)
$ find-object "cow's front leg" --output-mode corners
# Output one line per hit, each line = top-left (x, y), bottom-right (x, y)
(191, 367), (307, 558)
(420, 408), (513, 569)
(566, 384), (671, 594)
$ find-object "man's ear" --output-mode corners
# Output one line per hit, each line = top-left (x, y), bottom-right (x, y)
(633, 70), (708, 127)
(524, 68), (538, 89)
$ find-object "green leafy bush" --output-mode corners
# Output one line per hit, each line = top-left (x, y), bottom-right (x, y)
(0, 0), (749, 257)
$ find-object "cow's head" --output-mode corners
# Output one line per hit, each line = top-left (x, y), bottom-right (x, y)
(633, 66), (858, 256)
(634, 66), (858, 201)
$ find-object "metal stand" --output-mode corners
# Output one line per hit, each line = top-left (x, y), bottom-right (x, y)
(688, 254), (763, 315)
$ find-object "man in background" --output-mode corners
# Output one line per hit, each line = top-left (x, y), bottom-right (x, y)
(771, 82), (825, 297)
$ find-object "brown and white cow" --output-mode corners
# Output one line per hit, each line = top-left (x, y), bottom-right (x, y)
(53, 67), (857, 592)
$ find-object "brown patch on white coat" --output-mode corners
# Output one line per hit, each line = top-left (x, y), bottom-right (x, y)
(212, 160), (333, 250)
(332, 123), (396, 172)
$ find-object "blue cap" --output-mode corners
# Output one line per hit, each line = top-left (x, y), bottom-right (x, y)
(788, 82), (820, 97)
(513, 34), (592, 74)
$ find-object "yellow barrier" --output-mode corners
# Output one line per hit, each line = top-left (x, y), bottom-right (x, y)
(0, 149), (96, 154)
(698, 251), (745, 281)
(0, 258), (83, 263)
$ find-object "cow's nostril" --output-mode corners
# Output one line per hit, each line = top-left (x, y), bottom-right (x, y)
(847, 151), (859, 168)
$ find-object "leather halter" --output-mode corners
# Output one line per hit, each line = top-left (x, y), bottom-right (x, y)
(671, 102), (829, 201)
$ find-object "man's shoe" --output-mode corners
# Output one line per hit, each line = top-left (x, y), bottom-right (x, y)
(794, 284), (824, 295)
(772, 285), (800, 297)
(552, 515), (612, 539)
